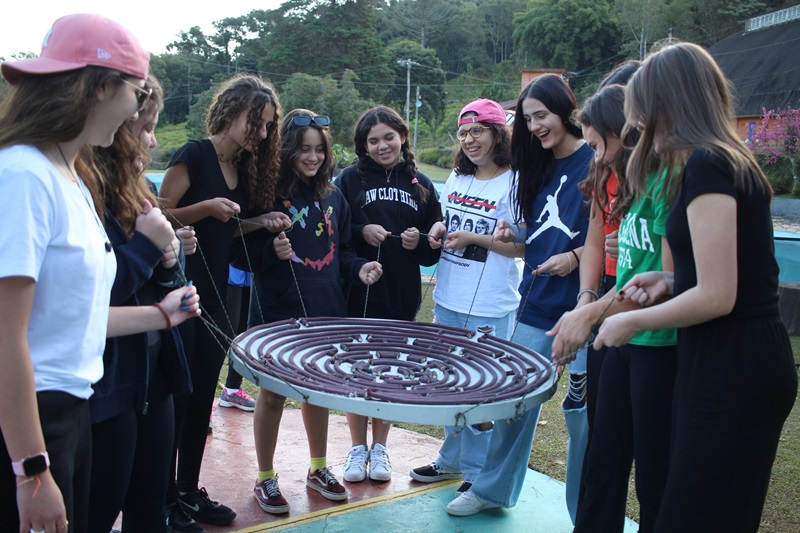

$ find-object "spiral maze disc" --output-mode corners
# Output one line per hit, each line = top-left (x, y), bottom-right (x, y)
(230, 317), (558, 426)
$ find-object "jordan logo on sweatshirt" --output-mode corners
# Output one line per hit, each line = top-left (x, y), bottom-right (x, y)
(527, 175), (581, 244)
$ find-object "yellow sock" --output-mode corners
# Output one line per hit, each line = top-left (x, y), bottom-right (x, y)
(309, 457), (327, 472)
(257, 469), (275, 482)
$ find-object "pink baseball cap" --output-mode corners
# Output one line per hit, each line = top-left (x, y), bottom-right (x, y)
(458, 98), (507, 126)
(1, 13), (149, 85)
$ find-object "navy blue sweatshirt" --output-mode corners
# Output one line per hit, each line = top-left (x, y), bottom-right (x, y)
(234, 182), (367, 325)
(335, 160), (441, 320)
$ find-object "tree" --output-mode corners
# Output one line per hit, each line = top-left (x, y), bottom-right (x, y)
(482, 0), (527, 64)
(751, 106), (800, 196)
(384, 40), (447, 128)
(514, 0), (620, 74)
(279, 70), (372, 146)
(256, 0), (392, 103)
(614, 0), (670, 60)
(380, 0), (462, 48)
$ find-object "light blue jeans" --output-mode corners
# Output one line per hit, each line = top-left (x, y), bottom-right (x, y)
(432, 304), (515, 482)
(470, 322), (588, 520)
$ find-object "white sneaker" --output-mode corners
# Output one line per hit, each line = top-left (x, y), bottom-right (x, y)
(368, 443), (392, 481)
(446, 490), (500, 516)
(343, 444), (369, 482)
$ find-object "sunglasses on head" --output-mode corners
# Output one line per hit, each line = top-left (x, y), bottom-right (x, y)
(290, 115), (331, 127)
(120, 78), (153, 112)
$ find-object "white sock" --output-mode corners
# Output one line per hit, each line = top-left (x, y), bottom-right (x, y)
(223, 387), (240, 395)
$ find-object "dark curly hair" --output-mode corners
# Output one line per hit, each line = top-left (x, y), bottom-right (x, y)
(351, 105), (428, 207)
(275, 109), (336, 201)
(206, 74), (281, 210)
(452, 122), (512, 176)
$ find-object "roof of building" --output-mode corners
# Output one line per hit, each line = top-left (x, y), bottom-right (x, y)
(709, 13), (800, 117)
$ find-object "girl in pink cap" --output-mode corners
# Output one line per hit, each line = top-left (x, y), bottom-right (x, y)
(409, 98), (522, 496)
(0, 14), (199, 533)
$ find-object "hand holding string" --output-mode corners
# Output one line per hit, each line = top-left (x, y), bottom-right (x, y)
(362, 224), (390, 247)
(427, 221), (446, 249)
(359, 261), (383, 285)
(136, 199), (175, 250)
(494, 219), (516, 243)
(400, 227), (421, 250)
(273, 232), (292, 261)
(205, 197), (240, 222)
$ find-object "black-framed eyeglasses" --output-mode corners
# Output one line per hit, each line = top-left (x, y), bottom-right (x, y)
(456, 126), (487, 142)
(291, 115), (331, 127)
(120, 78), (153, 112)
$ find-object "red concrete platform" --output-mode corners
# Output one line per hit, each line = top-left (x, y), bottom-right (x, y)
(201, 401), (449, 532)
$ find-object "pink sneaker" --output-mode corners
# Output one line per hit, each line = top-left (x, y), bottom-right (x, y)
(219, 388), (256, 411)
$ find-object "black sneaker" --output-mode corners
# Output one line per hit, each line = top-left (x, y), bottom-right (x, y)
(409, 462), (462, 482)
(177, 487), (236, 526)
(456, 481), (473, 495)
(166, 502), (205, 533)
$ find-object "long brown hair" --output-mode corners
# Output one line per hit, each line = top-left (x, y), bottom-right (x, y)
(575, 84), (635, 224)
(95, 74), (164, 236)
(276, 109), (335, 201)
(0, 67), (128, 215)
(626, 42), (771, 201)
(206, 74), (282, 210)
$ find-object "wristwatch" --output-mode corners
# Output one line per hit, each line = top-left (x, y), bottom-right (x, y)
(11, 452), (50, 477)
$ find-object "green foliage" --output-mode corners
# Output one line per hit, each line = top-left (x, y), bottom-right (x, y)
(417, 146), (452, 167)
(514, 0), (620, 73)
(385, 40), (447, 125)
(185, 87), (217, 139)
(757, 153), (795, 196)
(257, 0), (392, 103)
(279, 70), (372, 146)
(152, 123), (191, 169)
(333, 144), (355, 170)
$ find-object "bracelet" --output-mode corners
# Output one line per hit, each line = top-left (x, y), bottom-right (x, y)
(577, 288), (600, 303)
(565, 252), (573, 273)
(571, 249), (580, 265)
(16, 474), (41, 498)
(153, 302), (172, 330)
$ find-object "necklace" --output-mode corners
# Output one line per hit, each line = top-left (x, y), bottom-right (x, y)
(464, 164), (505, 200)
(56, 144), (112, 253)
(384, 165), (394, 183)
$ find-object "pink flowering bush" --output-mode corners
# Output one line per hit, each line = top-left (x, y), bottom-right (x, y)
(751, 106), (800, 195)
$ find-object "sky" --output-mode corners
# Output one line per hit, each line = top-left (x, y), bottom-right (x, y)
(0, 1), (284, 59)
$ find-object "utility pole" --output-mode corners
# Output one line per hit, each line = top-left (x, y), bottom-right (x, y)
(397, 59), (420, 124)
(413, 86), (421, 153)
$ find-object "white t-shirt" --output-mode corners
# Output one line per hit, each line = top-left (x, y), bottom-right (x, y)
(0, 145), (116, 399)
(433, 168), (522, 317)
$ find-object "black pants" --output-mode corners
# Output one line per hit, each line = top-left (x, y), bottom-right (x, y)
(575, 343), (677, 533)
(223, 283), (250, 390)
(654, 316), (796, 533)
(170, 306), (232, 497)
(0, 391), (91, 533)
(88, 369), (174, 533)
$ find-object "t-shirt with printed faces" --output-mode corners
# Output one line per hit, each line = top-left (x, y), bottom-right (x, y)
(434, 168), (522, 317)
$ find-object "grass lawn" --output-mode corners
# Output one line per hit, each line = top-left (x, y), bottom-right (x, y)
(416, 162), (451, 183)
(224, 276), (800, 531)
